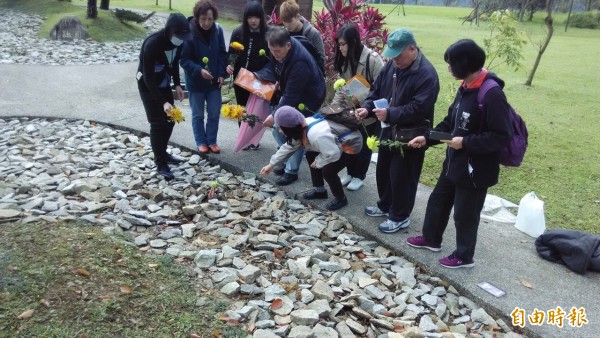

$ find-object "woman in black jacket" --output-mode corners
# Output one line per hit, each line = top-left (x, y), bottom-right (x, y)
(225, 1), (269, 150)
(406, 39), (512, 268)
(137, 13), (192, 180)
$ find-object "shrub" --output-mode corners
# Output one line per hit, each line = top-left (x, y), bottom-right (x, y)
(114, 8), (155, 24)
(568, 11), (600, 29)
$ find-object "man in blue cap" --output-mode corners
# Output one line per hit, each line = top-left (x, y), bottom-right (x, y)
(356, 28), (440, 233)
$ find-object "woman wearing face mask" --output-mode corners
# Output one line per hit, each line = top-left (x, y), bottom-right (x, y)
(226, 1), (270, 151)
(137, 13), (192, 181)
(332, 24), (384, 191)
(180, 0), (227, 155)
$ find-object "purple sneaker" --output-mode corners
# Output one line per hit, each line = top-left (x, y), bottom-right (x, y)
(406, 236), (441, 252)
(439, 254), (475, 268)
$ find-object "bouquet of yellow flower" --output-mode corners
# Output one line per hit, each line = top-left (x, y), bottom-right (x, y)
(228, 42), (245, 91)
(166, 106), (185, 123)
(221, 104), (261, 128)
(366, 135), (407, 156)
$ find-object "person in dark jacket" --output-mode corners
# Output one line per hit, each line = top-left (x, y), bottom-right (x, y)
(279, 0), (325, 69)
(225, 1), (270, 151)
(137, 13), (192, 181)
(356, 28), (440, 233)
(180, 0), (227, 155)
(406, 39), (512, 268)
(255, 26), (326, 186)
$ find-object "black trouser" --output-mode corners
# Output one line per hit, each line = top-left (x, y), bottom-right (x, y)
(421, 174), (488, 260)
(305, 151), (351, 199)
(375, 146), (425, 222)
(346, 122), (380, 180)
(138, 83), (175, 166)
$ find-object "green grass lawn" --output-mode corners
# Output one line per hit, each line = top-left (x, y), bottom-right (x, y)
(2, 1), (599, 234)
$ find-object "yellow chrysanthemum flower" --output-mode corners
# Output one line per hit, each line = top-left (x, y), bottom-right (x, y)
(333, 78), (346, 91)
(166, 106), (185, 123)
(298, 103), (305, 111)
(366, 135), (379, 151)
(221, 105), (232, 119)
(231, 105), (245, 120)
(202, 57), (209, 64)
(259, 49), (266, 56)
(230, 42), (245, 51)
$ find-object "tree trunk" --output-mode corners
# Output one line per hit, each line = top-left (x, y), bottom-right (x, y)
(565, 0), (575, 32)
(526, 0), (554, 86)
(169, 0), (172, 10)
(100, 0), (109, 10)
(87, 0), (98, 19)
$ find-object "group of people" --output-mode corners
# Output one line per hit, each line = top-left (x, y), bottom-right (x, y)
(136, 0), (513, 269)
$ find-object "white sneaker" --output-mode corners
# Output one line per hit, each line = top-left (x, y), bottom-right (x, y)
(347, 177), (364, 191)
(340, 174), (352, 186)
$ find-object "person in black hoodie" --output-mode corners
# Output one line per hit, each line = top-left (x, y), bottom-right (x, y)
(137, 13), (192, 181)
(226, 1), (270, 151)
(406, 39), (513, 268)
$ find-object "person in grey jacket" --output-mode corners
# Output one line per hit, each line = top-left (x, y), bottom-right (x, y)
(332, 24), (384, 192)
(260, 106), (362, 211)
(278, 0), (325, 68)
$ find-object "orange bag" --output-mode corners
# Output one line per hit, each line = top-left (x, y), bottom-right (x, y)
(234, 68), (276, 101)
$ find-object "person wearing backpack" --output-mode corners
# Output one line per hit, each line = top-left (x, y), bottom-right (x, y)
(279, 0), (325, 72)
(406, 39), (513, 269)
(259, 106), (362, 211)
(255, 27), (326, 186)
(332, 24), (384, 191)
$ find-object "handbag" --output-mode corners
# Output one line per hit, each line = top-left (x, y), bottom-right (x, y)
(234, 68), (276, 101)
(320, 103), (361, 131)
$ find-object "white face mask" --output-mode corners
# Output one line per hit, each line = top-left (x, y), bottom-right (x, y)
(170, 37), (184, 46)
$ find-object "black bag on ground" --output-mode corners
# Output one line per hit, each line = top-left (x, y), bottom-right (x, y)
(320, 103), (361, 131)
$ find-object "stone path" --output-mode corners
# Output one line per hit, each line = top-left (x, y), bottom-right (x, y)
(0, 117), (524, 338)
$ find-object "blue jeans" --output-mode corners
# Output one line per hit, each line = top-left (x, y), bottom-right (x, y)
(272, 124), (305, 175)
(189, 89), (221, 147)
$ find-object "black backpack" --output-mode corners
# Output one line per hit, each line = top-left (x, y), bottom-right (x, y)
(292, 35), (325, 75)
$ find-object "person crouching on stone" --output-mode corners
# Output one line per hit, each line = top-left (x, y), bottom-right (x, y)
(260, 106), (362, 211)
(136, 13), (192, 181)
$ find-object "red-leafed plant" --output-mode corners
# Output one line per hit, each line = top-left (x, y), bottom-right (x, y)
(313, 0), (388, 85)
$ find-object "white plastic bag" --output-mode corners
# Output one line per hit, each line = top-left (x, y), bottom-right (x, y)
(514, 192), (546, 238)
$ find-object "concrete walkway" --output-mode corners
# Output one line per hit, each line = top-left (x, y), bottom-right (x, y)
(0, 34), (598, 338)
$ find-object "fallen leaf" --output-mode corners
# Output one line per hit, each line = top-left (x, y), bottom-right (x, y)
(40, 299), (50, 307)
(174, 257), (186, 263)
(76, 268), (90, 277)
(90, 121), (96, 126)
(7, 265), (15, 272)
(521, 280), (533, 289)
(99, 294), (112, 302)
(273, 248), (285, 259)
(17, 309), (34, 319)
(356, 252), (366, 259)
(216, 312), (229, 321)
(270, 298), (283, 310)
(120, 285), (132, 294)
(148, 264), (159, 268)
(211, 331), (221, 338)
(190, 334), (201, 338)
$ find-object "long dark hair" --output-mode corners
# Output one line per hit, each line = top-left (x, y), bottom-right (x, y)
(241, 1), (267, 42)
(334, 24), (364, 76)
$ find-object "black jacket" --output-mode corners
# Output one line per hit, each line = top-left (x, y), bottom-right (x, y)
(137, 14), (186, 102)
(228, 26), (270, 77)
(535, 229), (600, 274)
(431, 72), (512, 189)
(363, 52), (440, 134)
(255, 38), (326, 114)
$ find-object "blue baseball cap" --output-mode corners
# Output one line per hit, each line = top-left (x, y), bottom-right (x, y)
(382, 28), (416, 58)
